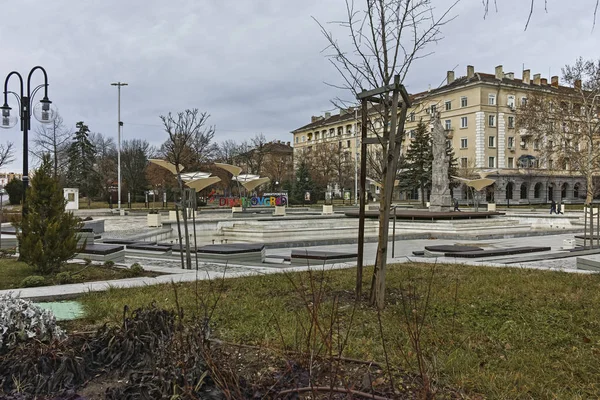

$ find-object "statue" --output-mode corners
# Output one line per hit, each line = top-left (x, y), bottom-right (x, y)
(428, 112), (452, 212)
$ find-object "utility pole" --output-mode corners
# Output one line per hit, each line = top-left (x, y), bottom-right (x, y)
(354, 107), (359, 206)
(111, 82), (128, 212)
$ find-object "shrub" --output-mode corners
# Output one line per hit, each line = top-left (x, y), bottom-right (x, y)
(20, 275), (46, 288)
(16, 155), (82, 274)
(0, 293), (66, 353)
(55, 271), (74, 285)
(0, 248), (16, 258)
(103, 260), (115, 268)
(128, 263), (145, 277)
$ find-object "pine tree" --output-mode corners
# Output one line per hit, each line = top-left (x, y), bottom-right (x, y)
(291, 161), (314, 204)
(447, 144), (459, 198)
(17, 154), (82, 274)
(66, 121), (99, 205)
(401, 120), (432, 206)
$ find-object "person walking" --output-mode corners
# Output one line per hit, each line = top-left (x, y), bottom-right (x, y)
(550, 199), (556, 214)
(557, 199), (564, 214)
(453, 198), (461, 212)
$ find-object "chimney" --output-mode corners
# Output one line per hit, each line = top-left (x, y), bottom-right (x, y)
(522, 69), (531, 85)
(551, 76), (559, 87)
(447, 70), (455, 84)
(324, 112), (331, 119)
(495, 65), (503, 80)
(541, 78), (548, 85)
(467, 65), (475, 79)
(286, 141), (290, 146)
(533, 74), (541, 85)
(575, 79), (582, 89)
(505, 72), (514, 80)
(311, 116), (319, 123)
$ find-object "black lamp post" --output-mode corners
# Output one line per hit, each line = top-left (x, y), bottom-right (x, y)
(0, 66), (57, 217)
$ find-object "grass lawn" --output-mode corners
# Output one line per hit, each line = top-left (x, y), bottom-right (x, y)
(75, 262), (600, 399)
(0, 258), (160, 290)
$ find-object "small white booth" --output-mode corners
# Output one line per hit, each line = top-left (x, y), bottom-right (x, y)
(64, 188), (79, 210)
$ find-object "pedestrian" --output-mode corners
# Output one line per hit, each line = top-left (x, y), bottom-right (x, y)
(453, 198), (461, 212)
(557, 200), (564, 214)
(550, 199), (556, 214)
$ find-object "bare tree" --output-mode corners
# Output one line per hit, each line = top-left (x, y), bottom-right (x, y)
(32, 114), (71, 179)
(160, 109), (214, 270)
(237, 133), (268, 175)
(317, 0), (457, 308)
(0, 142), (14, 171)
(518, 58), (600, 205)
(215, 139), (242, 164)
(482, 0), (600, 31)
(121, 139), (155, 199)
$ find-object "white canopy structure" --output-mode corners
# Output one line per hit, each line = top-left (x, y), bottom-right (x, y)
(148, 159), (221, 191)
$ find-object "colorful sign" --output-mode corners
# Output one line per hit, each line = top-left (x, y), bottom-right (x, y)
(216, 193), (288, 207)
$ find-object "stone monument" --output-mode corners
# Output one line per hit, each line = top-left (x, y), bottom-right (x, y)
(429, 113), (452, 212)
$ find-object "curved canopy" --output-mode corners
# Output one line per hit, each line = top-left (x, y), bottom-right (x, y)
(242, 177), (270, 192)
(148, 159), (184, 174)
(214, 163), (243, 177)
(452, 176), (495, 191)
(181, 171), (212, 181)
(185, 176), (222, 191)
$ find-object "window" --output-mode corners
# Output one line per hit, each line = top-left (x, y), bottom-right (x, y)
(488, 115), (496, 127)
(548, 140), (554, 149)
(347, 140), (351, 148)
(445, 100), (452, 111)
(445, 119), (452, 130)
(488, 136), (495, 148)
(409, 130), (416, 139)
(488, 156), (495, 168)
(302, 136), (306, 142)
(460, 137), (468, 148)
(508, 136), (514, 148)
(548, 159), (554, 169)
(315, 132), (320, 140)
(337, 127), (343, 135)
(460, 157), (468, 168)
(409, 112), (415, 122)
(460, 116), (468, 128)
(430, 104), (437, 114)
(338, 141), (342, 149)
(488, 94), (496, 105)
(507, 95), (515, 108)
(534, 140), (539, 150)
(461, 96), (468, 107)
(521, 97), (528, 106)
(508, 116), (514, 128)
(508, 157), (514, 168)
(295, 136), (299, 144)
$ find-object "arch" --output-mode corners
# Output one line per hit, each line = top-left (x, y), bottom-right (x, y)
(506, 182), (514, 200)
(534, 182), (543, 199)
(486, 183), (496, 202)
(520, 183), (528, 199)
(547, 184), (554, 202)
(574, 183), (580, 199)
(561, 182), (569, 199)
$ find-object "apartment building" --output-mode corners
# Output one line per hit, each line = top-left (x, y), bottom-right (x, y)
(292, 65), (588, 204)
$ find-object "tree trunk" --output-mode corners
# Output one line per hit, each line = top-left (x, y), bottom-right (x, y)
(369, 78), (407, 309)
(420, 182), (425, 207)
(177, 173), (192, 270)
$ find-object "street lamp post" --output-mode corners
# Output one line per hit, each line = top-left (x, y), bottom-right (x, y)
(111, 82), (128, 213)
(0, 66), (57, 217)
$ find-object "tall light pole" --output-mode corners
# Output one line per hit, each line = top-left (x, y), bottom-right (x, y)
(354, 107), (359, 206)
(111, 82), (127, 211)
(1, 66), (57, 217)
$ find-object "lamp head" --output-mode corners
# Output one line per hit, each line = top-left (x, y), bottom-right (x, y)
(0, 104), (17, 129)
(33, 97), (57, 123)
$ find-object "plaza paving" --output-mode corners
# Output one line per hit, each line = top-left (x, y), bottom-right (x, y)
(1, 210), (597, 301)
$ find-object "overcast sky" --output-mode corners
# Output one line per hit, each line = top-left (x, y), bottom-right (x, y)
(0, 0), (597, 172)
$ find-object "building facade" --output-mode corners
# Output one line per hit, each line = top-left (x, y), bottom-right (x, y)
(291, 65), (588, 205)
